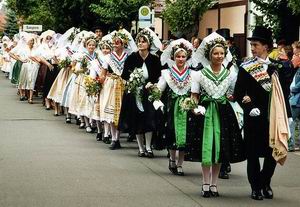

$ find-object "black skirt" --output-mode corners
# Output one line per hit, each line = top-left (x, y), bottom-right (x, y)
(35, 63), (48, 92)
(185, 101), (246, 164)
(118, 90), (158, 134)
(43, 64), (59, 98)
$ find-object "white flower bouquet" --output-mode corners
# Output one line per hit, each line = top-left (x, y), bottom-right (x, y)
(179, 97), (198, 112)
(126, 68), (145, 99)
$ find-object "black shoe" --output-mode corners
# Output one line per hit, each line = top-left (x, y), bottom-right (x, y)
(91, 126), (97, 133)
(218, 171), (229, 179)
(79, 122), (85, 129)
(66, 117), (71, 124)
(226, 164), (231, 173)
(262, 186), (273, 199)
(168, 159), (177, 175)
(76, 118), (81, 125)
(103, 136), (111, 144)
(127, 134), (135, 142)
(115, 140), (121, 148)
(145, 149), (154, 158)
(177, 166), (184, 176)
(96, 133), (102, 141)
(251, 190), (263, 200)
(109, 140), (121, 150)
(138, 151), (146, 157)
(201, 184), (211, 198)
(209, 185), (219, 197)
(20, 96), (25, 101)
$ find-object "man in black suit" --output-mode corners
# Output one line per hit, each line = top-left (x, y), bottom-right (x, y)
(234, 26), (289, 200)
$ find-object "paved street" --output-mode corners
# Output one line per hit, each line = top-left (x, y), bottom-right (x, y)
(0, 73), (300, 207)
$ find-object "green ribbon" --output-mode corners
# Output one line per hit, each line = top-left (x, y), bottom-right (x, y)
(201, 95), (227, 166)
(174, 96), (187, 148)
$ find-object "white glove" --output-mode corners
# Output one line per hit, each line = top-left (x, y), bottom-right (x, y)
(249, 108), (260, 117)
(153, 100), (164, 111)
(193, 105), (206, 115)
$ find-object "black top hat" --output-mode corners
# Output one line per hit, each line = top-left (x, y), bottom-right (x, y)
(247, 26), (273, 46)
(216, 28), (231, 40)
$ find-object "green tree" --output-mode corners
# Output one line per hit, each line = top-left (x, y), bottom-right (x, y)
(5, 0), (105, 33)
(4, 9), (19, 38)
(250, 0), (300, 41)
(162, 0), (216, 38)
(288, 0), (300, 14)
(90, 0), (151, 30)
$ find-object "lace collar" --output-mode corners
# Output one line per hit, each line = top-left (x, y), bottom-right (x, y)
(83, 50), (97, 61)
(108, 51), (128, 75)
(162, 66), (191, 95)
(201, 65), (229, 86)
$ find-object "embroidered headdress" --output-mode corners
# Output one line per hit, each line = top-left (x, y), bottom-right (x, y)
(84, 35), (97, 46)
(171, 42), (193, 60)
(161, 38), (194, 68)
(112, 30), (130, 47)
(194, 32), (233, 68)
(203, 37), (228, 60)
(135, 27), (162, 54)
(67, 28), (80, 42)
(40, 30), (55, 41)
(109, 28), (137, 55)
(99, 39), (113, 50)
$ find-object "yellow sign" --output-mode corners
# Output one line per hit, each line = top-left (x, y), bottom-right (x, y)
(141, 7), (150, 16)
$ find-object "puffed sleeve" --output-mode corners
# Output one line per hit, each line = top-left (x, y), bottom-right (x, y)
(227, 64), (239, 96)
(157, 70), (167, 92)
(191, 70), (201, 94)
(100, 55), (109, 70)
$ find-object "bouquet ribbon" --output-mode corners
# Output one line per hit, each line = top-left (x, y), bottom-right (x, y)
(201, 95), (226, 165)
(135, 87), (144, 112)
(174, 96), (187, 148)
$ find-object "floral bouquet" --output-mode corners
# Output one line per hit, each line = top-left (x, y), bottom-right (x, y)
(179, 97), (198, 112)
(146, 82), (162, 102)
(58, 57), (72, 70)
(126, 68), (145, 99)
(84, 75), (102, 97)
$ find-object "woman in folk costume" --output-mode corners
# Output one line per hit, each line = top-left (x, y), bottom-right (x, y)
(60, 28), (81, 123)
(234, 26), (289, 200)
(37, 30), (60, 111)
(68, 32), (98, 133)
(1, 41), (15, 78)
(93, 38), (113, 141)
(189, 32), (245, 197)
(154, 39), (199, 176)
(1, 39), (11, 75)
(17, 33), (41, 103)
(7, 40), (18, 80)
(10, 33), (26, 85)
(0, 36), (10, 75)
(118, 28), (162, 157)
(99, 29), (137, 149)
(47, 32), (75, 118)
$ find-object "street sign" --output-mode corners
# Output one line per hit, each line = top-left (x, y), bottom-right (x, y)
(139, 6), (151, 21)
(138, 6), (152, 29)
(23, 24), (43, 32)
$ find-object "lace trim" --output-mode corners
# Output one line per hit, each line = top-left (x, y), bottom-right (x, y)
(162, 69), (191, 95)
(198, 71), (231, 99)
(107, 51), (128, 75)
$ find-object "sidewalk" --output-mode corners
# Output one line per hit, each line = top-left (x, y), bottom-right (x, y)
(0, 73), (299, 207)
